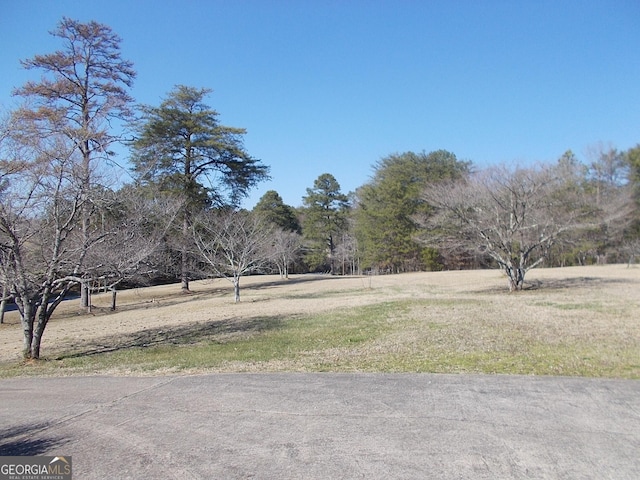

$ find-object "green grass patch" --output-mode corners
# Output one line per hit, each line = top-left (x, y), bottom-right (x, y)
(532, 300), (607, 312)
(1, 296), (638, 379)
(0, 302), (405, 377)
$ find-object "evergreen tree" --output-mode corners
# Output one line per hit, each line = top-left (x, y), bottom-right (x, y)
(622, 145), (640, 263)
(130, 85), (269, 292)
(253, 190), (301, 233)
(302, 173), (349, 274)
(354, 150), (470, 272)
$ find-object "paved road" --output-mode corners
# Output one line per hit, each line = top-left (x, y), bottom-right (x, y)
(1, 374), (638, 479)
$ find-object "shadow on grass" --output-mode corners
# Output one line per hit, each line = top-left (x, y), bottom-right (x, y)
(479, 275), (637, 293)
(245, 274), (355, 290)
(525, 276), (637, 291)
(54, 314), (288, 360)
(0, 423), (68, 456)
(85, 275), (343, 317)
(85, 286), (230, 316)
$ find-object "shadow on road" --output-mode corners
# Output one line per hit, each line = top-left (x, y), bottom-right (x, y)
(0, 423), (68, 456)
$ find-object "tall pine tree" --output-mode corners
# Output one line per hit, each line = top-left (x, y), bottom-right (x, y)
(130, 85), (269, 292)
(302, 174), (349, 274)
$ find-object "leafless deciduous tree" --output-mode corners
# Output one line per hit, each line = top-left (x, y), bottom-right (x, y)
(0, 284), (7, 325)
(420, 164), (594, 291)
(334, 232), (359, 275)
(13, 17), (136, 308)
(270, 229), (303, 279)
(0, 113), (9, 325)
(82, 188), (182, 310)
(193, 211), (274, 303)
(0, 118), (87, 358)
(620, 238), (640, 267)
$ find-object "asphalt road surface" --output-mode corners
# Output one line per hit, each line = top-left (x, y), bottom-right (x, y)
(1, 373), (638, 479)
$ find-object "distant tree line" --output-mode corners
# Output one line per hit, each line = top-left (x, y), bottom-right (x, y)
(1, 18), (638, 357)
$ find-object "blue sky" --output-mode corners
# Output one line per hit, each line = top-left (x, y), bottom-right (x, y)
(2, 0), (639, 208)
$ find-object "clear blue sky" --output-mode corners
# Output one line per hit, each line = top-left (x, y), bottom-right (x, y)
(2, 0), (639, 208)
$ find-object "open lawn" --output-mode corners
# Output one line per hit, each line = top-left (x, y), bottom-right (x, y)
(0, 265), (638, 378)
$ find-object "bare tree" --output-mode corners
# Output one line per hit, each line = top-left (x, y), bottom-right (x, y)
(620, 238), (640, 267)
(193, 210), (274, 303)
(271, 229), (303, 279)
(0, 118), (87, 359)
(82, 187), (182, 310)
(0, 113), (9, 325)
(13, 17), (136, 308)
(421, 163), (594, 291)
(0, 284), (7, 325)
(583, 144), (634, 263)
(335, 232), (359, 275)
(1, 110), (179, 356)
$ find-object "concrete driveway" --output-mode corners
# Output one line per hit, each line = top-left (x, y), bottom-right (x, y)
(1, 373), (638, 479)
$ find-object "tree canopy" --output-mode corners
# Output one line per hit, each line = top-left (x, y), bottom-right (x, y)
(14, 17), (136, 183)
(253, 190), (301, 233)
(354, 150), (471, 272)
(193, 210), (274, 303)
(421, 162), (596, 291)
(130, 85), (269, 207)
(302, 173), (349, 274)
(130, 85), (270, 291)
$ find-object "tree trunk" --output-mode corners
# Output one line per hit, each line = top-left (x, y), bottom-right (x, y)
(506, 265), (525, 292)
(181, 215), (190, 293)
(81, 282), (89, 308)
(233, 275), (240, 303)
(29, 291), (54, 359)
(19, 300), (35, 359)
(328, 234), (335, 275)
(0, 284), (6, 325)
(86, 285), (92, 313)
(80, 146), (91, 309)
(111, 289), (117, 311)
(31, 315), (45, 360)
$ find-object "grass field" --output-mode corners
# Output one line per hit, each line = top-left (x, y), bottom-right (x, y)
(0, 265), (638, 378)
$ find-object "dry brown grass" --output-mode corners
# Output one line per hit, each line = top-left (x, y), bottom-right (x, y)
(0, 265), (638, 377)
